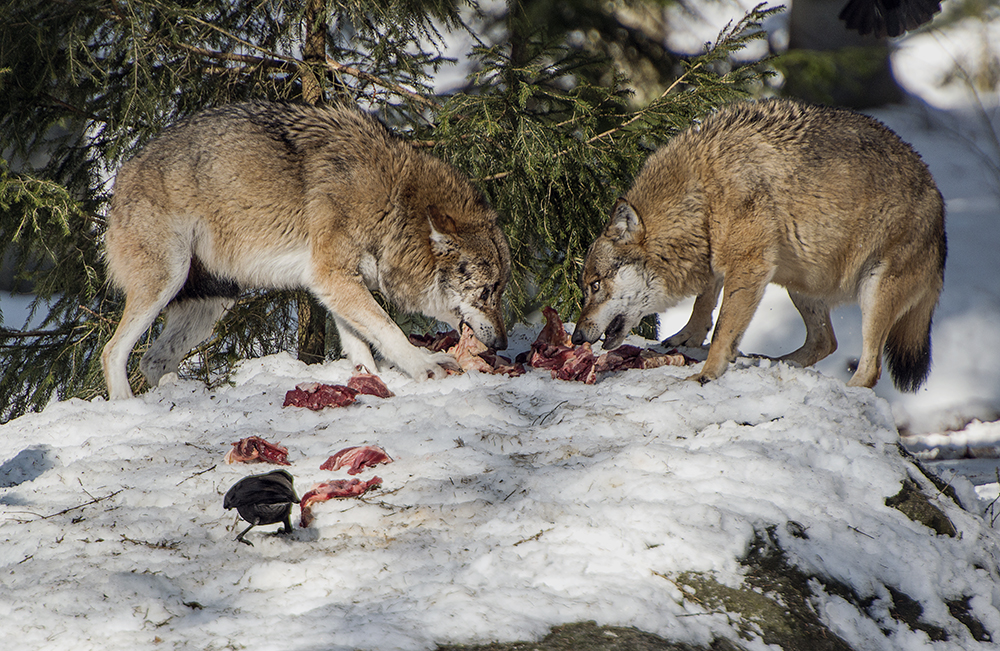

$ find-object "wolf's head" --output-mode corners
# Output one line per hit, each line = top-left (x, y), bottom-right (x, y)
(572, 199), (674, 350)
(425, 205), (510, 351)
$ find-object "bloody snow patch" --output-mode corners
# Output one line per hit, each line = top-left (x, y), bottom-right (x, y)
(299, 477), (383, 527)
(224, 435), (291, 465)
(320, 445), (393, 475)
(411, 325), (525, 376)
(520, 306), (696, 384)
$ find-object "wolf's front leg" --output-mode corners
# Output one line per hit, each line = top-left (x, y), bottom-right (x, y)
(688, 269), (770, 384)
(663, 278), (722, 348)
(313, 280), (458, 380)
(332, 315), (379, 372)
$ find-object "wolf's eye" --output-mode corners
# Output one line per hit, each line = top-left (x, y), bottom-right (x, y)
(480, 287), (491, 302)
(590, 280), (600, 294)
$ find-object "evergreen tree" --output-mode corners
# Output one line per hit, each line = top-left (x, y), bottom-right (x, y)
(0, 0), (777, 422)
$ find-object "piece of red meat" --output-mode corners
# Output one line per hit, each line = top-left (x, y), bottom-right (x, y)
(526, 307), (697, 383)
(283, 382), (359, 410)
(347, 367), (395, 398)
(479, 352), (526, 377)
(224, 436), (291, 465)
(594, 344), (645, 373)
(411, 325), (525, 376)
(320, 445), (393, 475)
(299, 476), (383, 527)
(409, 330), (460, 352)
(536, 306), (572, 347)
(554, 343), (597, 384)
(640, 348), (699, 368)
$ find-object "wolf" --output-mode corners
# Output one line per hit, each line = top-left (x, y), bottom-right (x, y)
(101, 101), (510, 399)
(572, 98), (946, 391)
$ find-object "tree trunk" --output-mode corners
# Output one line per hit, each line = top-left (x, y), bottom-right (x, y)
(296, 0), (332, 364)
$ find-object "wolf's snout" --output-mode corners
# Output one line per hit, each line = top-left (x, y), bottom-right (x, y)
(489, 329), (508, 351)
(484, 318), (508, 351)
(571, 329), (586, 346)
(467, 314), (507, 351)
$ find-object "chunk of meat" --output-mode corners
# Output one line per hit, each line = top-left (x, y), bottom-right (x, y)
(451, 324), (495, 373)
(320, 445), (393, 475)
(639, 348), (698, 368)
(299, 477), (383, 527)
(523, 307), (697, 383)
(411, 325), (525, 376)
(554, 343), (598, 384)
(347, 366), (395, 398)
(594, 344), (646, 373)
(283, 382), (358, 410)
(536, 305), (573, 347)
(409, 331), (459, 352)
(224, 436), (291, 465)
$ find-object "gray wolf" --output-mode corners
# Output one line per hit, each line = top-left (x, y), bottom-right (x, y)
(572, 98), (946, 391)
(101, 101), (509, 399)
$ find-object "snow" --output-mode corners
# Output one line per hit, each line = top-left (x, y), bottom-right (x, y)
(2, 340), (998, 650)
(3, 5), (1000, 650)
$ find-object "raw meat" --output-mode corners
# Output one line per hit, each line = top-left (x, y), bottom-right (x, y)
(299, 477), (383, 527)
(283, 382), (358, 410)
(320, 445), (393, 475)
(411, 325), (525, 376)
(408, 331), (459, 352)
(450, 324), (495, 373)
(224, 436), (291, 465)
(522, 306), (697, 383)
(347, 367), (395, 398)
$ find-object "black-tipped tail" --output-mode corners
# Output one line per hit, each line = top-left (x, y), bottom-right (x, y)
(884, 334), (931, 392)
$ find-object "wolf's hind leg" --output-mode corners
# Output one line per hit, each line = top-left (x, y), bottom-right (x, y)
(663, 278), (721, 348)
(779, 292), (837, 367)
(850, 265), (935, 391)
(849, 266), (906, 389)
(140, 297), (230, 387)
(103, 283), (184, 400)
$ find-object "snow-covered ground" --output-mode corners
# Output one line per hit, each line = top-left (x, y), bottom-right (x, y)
(1, 332), (998, 650)
(3, 4), (1000, 650)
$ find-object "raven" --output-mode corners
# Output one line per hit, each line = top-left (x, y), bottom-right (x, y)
(223, 470), (298, 546)
(840, 0), (942, 38)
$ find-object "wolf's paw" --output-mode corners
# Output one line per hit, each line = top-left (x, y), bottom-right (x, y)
(400, 350), (459, 380)
(428, 351), (460, 377)
(663, 331), (708, 348)
(684, 371), (715, 386)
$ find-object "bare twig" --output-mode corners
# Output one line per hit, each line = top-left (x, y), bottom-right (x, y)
(176, 464), (217, 486)
(513, 528), (552, 546)
(324, 57), (439, 109)
(39, 489), (124, 520)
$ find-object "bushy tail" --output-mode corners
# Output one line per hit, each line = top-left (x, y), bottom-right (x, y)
(884, 294), (937, 393)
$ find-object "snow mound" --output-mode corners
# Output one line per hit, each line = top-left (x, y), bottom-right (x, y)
(2, 336), (998, 650)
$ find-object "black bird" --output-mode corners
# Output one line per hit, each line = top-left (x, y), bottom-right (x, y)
(839, 0), (942, 38)
(223, 470), (298, 546)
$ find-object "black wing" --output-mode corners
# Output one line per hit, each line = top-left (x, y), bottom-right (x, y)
(224, 470), (298, 509)
(839, 0), (942, 38)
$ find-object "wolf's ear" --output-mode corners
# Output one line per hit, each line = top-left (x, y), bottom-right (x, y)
(606, 198), (643, 242)
(428, 205), (459, 252)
